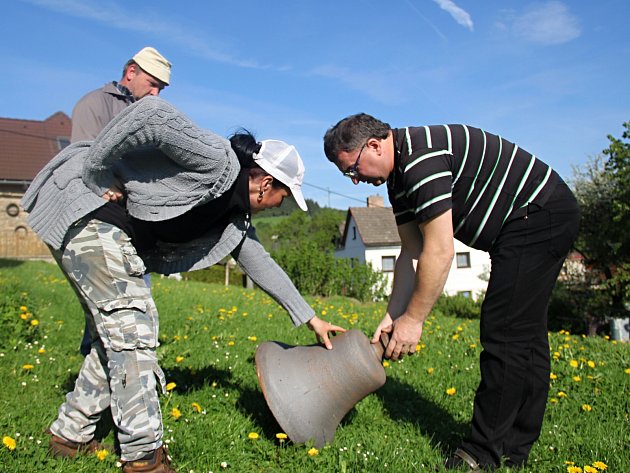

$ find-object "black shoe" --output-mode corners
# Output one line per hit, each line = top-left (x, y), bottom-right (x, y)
(444, 448), (483, 472)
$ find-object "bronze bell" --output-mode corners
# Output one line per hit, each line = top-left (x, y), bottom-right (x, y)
(255, 329), (388, 448)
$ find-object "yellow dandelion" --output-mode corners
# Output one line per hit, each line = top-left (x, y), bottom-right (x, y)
(569, 359), (579, 368)
(550, 373), (557, 380)
(30, 319), (39, 326)
(248, 432), (259, 440)
(549, 398), (558, 404)
(171, 407), (182, 420)
(567, 466), (583, 473)
(228, 341), (235, 346)
(587, 361), (596, 368)
(624, 368), (630, 375)
(191, 402), (202, 413)
(584, 467), (597, 473)
(96, 449), (109, 461)
(581, 404), (592, 412)
(19, 306), (27, 312)
(22, 364), (34, 370)
(276, 433), (288, 440)
(573, 376), (581, 382)
(248, 336), (257, 342)
(427, 367), (434, 375)
(452, 334), (460, 340)
(307, 447), (319, 456)
(38, 347), (46, 354)
(166, 382), (177, 391)
(446, 387), (457, 396)
(3, 436), (16, 451)
(382, 361), (390, 368)
(592, 461), (607, 470)
(321, 310), (327, 316)
(558, 391), (567, 398)
(175, 356), (185, 363)
(469, 343), (477, 349)
(20, 313), (28, 320)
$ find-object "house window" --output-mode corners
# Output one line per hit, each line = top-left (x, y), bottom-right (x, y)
(458, 290), (472, 298)
(456, 252), (471, 268)
(15, 226), (28, 239)
(6, 203), (20, 217)
(352, 226), (357, 240)
(57, 137), (70, 150)
(382, 256), (396, 272)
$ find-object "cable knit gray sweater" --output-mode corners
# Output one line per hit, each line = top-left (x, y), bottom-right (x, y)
(21, 96), (314, 327)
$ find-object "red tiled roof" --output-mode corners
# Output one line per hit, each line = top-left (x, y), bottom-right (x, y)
(0, 112), (71, 181)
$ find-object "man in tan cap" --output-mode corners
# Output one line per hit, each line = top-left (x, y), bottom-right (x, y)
(70, 46), (172, 142)
(71, 46), (173, 354)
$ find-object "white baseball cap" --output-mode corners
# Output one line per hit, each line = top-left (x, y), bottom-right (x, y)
(132, 47), (172, 85)
(253, 140), (308, 211)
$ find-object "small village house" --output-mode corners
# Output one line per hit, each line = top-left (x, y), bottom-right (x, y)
(0, 111), (71, 259)
(334, 195), (491, 299)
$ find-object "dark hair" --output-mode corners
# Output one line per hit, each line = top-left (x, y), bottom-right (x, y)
(229, 129), (261, 167)
(122, 59), (136, 79)
(323, 113), (391, 163)
(229, 129), (288, 191)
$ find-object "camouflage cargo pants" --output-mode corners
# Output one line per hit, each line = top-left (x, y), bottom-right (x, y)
(49, 219), (166, 461)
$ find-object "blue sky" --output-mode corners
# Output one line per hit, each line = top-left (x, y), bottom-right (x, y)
(1, 0), (628, 209)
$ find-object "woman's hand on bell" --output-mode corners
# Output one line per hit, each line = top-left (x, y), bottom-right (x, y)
(307, 315), (347, 350)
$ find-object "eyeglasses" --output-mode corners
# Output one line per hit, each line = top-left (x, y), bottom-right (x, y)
(343, 141), (367, 179)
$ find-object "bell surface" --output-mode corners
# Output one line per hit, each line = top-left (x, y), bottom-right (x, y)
(255, 329), (386, 448)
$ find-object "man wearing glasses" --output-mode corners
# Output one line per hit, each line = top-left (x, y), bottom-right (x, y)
(323, 113), (580, 471)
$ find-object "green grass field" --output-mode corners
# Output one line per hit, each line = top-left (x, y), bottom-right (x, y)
(1, 259), (628, 472)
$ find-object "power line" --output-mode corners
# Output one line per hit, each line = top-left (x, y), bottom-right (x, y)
(302, 181), (366, 204)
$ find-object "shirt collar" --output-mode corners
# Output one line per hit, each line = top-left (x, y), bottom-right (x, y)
(113, 81), (136, 103)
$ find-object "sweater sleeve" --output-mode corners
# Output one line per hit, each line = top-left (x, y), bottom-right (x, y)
(82, 96), (237, 196)
(233, 227), (315, 327)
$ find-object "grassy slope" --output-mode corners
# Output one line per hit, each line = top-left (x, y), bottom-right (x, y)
(0, 259), (628, 472)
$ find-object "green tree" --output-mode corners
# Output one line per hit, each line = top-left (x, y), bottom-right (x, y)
(561, 122), (630, 333)
(602, 121), (630, 301)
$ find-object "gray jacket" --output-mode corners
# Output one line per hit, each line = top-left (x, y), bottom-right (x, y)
(22, 97), (314, 326)
(71, 82), (134, 142)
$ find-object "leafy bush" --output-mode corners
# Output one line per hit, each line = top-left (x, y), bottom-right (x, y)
(272, 242), (388, 301)
(431, 293), (483, 319)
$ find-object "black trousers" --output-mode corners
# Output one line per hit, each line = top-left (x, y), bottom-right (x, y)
(461, 181), (580, 468)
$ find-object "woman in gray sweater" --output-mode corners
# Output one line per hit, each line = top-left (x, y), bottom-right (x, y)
(22, 97), (344, 473)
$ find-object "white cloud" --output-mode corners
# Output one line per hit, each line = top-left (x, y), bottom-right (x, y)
(433, 0), (474, 31)
(512, 1), (581, 45)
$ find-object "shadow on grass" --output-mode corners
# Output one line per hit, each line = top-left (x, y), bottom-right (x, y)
(59, 357), (465, 454)
(0, 258), (25, 268)
(374, 376), (469, 454)
(161, 363), (287, 438)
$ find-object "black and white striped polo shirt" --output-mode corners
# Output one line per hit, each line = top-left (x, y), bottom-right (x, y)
(387, 125), (559, 251)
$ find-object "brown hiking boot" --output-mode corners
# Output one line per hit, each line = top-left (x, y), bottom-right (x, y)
(122, 446), (176, 473)
(48, 431), (110, 458)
